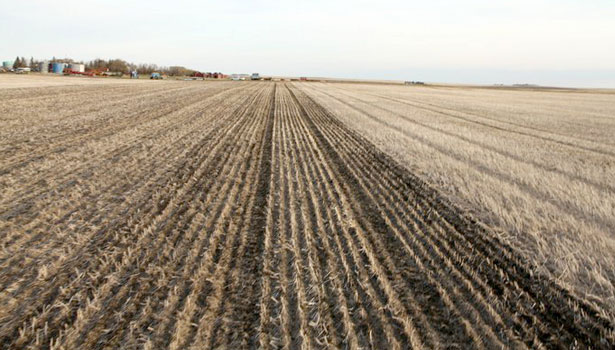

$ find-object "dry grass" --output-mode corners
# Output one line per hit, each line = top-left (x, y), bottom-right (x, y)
(296, 81), (615, 311)
(0, 76), (613, 349)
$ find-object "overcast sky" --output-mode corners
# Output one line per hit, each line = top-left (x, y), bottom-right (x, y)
(1, 0), (614, 87)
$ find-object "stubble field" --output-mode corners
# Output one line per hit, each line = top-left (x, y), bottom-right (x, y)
(0, 76), (613, 349)
(298, 82), (615, 310)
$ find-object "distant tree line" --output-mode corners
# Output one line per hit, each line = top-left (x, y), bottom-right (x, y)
(86, 59), (196, 76)
(9, 55), (198, 76)
(12, 56), (36, 69)
(84, 59), (199, 76)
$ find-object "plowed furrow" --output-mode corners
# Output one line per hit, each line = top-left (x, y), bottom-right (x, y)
(275, 89), (303, 350)
(75, 88), (271, 349)
(66, 94), (267, 349)
(295, 87), (526, 338)
(313, 119), (550, 347)
(148, 93), (270, 349)
(338, 119), (612, 346)
(278, 89), (326, 349)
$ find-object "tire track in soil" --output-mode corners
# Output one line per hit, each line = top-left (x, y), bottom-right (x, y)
(160, 84), (272, 350)
(212, 83), (275, 348)
(281, 86), (410, 349)
(160, 87), (271, 350)
(281, 89), (337, 349)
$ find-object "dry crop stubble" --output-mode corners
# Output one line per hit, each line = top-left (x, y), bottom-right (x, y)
(0, 75), (613, 349)
(296, 81), (615, 313)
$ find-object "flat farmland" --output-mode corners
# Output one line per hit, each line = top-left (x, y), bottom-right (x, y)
(1, 76), (613, 349)
(0, 74), (153, 89)
(298, 83), (615, 310)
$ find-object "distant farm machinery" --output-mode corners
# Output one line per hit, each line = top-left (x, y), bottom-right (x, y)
(64, 67), (122, 77)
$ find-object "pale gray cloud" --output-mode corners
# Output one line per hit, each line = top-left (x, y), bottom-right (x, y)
(1, 0), (614, 87)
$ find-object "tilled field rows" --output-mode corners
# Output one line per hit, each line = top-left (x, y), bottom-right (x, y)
(0, 82), (613, 349)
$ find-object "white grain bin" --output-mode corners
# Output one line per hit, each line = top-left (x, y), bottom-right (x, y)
(39, 61), (49, 73)
(69, 63), (85, 73)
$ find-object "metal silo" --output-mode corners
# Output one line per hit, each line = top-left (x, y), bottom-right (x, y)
(39, 61), (49, 73)
(52, 63), (65, 74)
